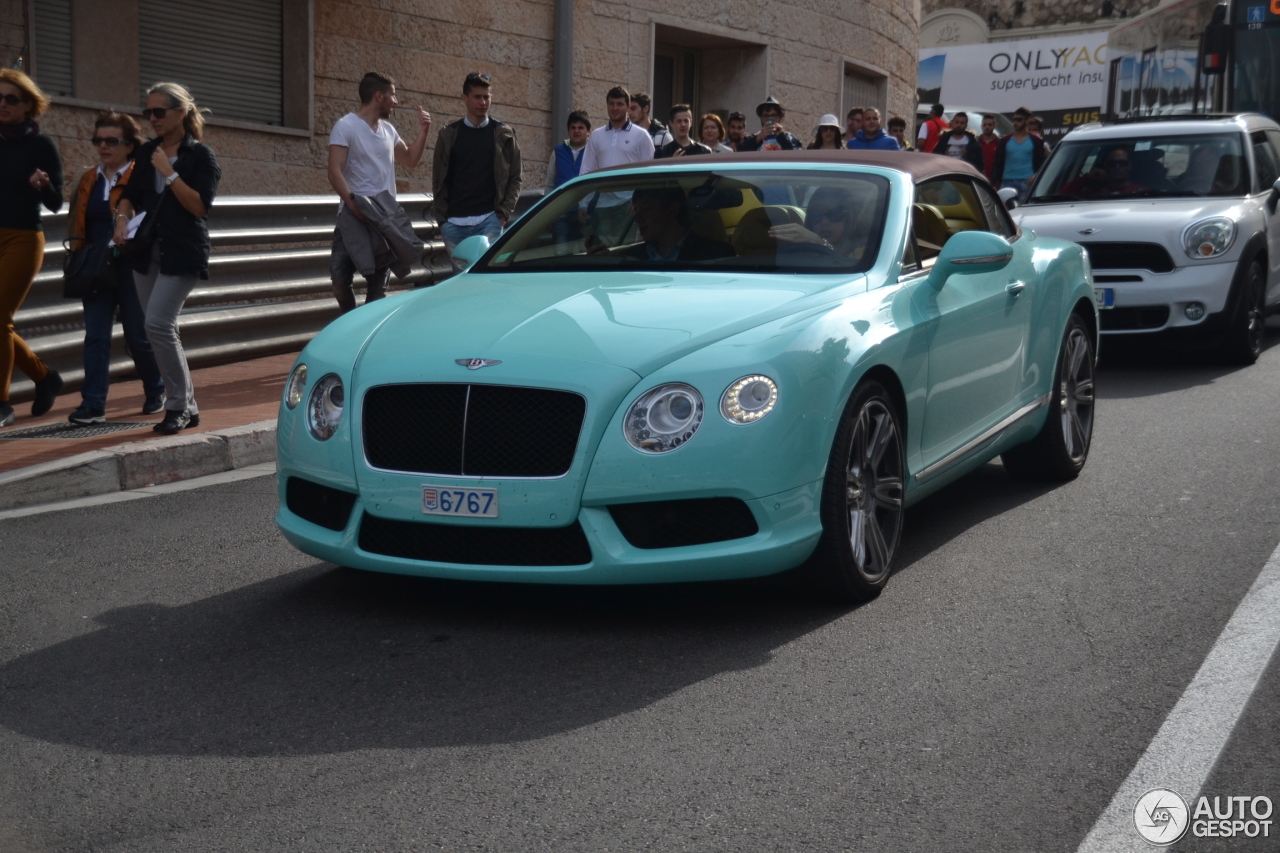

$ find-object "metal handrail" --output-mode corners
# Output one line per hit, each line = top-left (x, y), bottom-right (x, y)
(9, 190), (542, 403)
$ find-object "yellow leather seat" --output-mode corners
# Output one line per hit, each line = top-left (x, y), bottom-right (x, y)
(912, 203), (950, 258)
(731, 206), (806, 256)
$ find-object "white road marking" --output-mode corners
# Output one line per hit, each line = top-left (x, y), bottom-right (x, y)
(1075, 538), (1280, 852)
(0, 462), (277, 521)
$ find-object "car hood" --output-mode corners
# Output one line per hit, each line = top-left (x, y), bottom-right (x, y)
(359, 270), (863, 377)
(1015, 197), (1245, 249)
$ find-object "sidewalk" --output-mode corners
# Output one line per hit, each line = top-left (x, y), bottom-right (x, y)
(0, 352), (296, 510)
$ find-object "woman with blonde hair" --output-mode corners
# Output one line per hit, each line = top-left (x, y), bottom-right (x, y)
(114, 82), (221, 434)
(0, 69), (64, 427)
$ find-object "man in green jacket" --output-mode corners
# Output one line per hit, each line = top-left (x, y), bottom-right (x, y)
(432, 73), (523, 257)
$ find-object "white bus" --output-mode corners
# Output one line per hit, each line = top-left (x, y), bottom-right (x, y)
(1107, 0), (1279, 119)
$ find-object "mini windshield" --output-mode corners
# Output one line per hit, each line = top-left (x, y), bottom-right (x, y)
(475, 170), (890, 274)
(1027, 132), (1248, 202)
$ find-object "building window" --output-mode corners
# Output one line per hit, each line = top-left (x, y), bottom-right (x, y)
(33, 0), (74, 98)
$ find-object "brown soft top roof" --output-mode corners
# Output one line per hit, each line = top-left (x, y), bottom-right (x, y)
(594, 149), (987, 184)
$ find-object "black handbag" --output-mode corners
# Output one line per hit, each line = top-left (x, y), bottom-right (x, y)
(120, 188), (166, 265)
(62, 239), (117, 299)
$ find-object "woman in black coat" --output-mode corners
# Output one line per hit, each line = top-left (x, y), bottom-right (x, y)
(114, 82), (221, 435)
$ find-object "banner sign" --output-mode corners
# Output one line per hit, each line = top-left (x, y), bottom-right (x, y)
(919, 33), (1110, 142)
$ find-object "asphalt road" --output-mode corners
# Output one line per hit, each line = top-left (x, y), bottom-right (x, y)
(2, 338), (1280, 853)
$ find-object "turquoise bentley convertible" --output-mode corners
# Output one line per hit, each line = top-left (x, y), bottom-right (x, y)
(276, 151), (1097, 602)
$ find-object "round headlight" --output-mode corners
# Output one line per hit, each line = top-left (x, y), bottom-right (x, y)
(307, 374), (344, 440)
(1182, 216), (1236, 259)
(721, 375), (778, 424)
(284, 363), (307, 409)
(624, 383), (704, 453)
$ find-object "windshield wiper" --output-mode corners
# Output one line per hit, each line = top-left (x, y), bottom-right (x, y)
(1026, 193), (1083, 203)
(1123, 189), (1202, 198)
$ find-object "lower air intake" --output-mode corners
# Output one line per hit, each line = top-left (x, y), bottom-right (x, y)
(286, 477), (358, 531)
(608, 498), (759, 549)
(358, 513), (593, 566)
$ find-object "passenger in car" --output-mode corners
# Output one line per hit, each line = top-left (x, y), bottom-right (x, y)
(767, 186), (868, 259)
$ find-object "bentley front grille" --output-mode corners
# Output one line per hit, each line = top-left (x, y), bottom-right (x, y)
(363, 384), (586, 477)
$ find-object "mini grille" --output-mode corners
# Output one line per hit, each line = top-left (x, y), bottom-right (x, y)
(1100, 306), (1171, 331)
(1079, 242), (1175, 273)
(363, 384), (586, 477)
(286, 477), (358, 531)
(358, 512), (593, 566)
(609, 498), (760, 549)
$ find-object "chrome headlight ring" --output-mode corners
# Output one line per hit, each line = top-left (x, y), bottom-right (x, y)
(624, 383), (704, 453)
(721, 375), (778, 424)
(1182, 216), (1236, 260)
(285, 363), (307, 409)
(307, 374), (345, 440)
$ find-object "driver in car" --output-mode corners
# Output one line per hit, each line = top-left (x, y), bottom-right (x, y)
(1059, 146), (1149, 198)
(598, 186), (735, 261)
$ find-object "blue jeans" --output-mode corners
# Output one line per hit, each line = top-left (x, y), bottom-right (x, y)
(440, 214), (504, 256)
(80, 259), (164, 411)
(1001, 178), (1032, 203)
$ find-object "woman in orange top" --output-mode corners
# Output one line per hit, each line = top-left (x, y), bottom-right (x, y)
(65, 111), (164, 424)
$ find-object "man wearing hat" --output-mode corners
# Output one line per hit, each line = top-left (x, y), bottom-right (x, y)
(736, 96), (803, 152)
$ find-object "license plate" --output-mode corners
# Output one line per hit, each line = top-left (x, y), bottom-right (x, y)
(1094, 287), (1115, 309)
(422, 486), (498, 518)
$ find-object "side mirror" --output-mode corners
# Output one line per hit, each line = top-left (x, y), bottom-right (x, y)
(927, 231), (1014, 288)
(1269, 177), (1280, 216)
(997, 186), (1020, 210)
(451, 234), (490, 272)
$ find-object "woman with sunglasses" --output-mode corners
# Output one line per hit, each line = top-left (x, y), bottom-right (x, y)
(114, 82), (221, 435)
(65, 111), (165, 424)
(0, 69), (64, 428)
(768, 187), (869, 260)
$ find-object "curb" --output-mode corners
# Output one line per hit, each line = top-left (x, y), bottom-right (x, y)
(0, 420), (277, 511)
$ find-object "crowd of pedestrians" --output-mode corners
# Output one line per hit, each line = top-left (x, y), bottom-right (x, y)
(0, 62), (1056, 433)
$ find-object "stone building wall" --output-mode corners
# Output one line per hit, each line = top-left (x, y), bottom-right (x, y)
(922, 0), (1164, 29)
(3, 0), (919, 201)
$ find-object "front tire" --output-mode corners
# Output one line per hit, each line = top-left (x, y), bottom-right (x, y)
(1001, 313), (1095, 480)
(1221, 261), (1265, 365)
(806, 380), (905, 603)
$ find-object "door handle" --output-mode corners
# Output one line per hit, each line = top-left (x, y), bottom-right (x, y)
(1006, 280), (1027, 296)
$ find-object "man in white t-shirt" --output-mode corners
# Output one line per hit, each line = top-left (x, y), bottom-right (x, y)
(327, 71), (431, 313)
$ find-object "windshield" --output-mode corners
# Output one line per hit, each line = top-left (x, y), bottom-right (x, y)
(475, 169), (890, 274)
(1027, 132), (1248, 202)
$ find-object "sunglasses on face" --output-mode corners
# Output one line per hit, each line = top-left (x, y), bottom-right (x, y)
(91, 136), (124, 147)
(0, 93), (27, 106)
(1107, 159), (1131, 168)
(809, 207), (848, 224)
(141, 107), (173, 120)
(466, 73), (492, 84)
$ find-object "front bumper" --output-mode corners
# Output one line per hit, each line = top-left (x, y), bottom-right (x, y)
(1093, 259), (1235, 335)
(275, 474), (823, 584)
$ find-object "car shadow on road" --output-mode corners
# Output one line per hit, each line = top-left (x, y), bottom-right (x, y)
(0, 561), (849, 758)
(1095, 327), (1278, 400)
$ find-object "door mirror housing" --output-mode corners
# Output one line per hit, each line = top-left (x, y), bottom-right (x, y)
(452, 235), (491, 272)
(927, 231), (1014, 287)
(997, 186), (1020, 210)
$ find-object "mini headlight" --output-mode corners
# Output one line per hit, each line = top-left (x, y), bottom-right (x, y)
(624, 383), (704, 453)
(721, 375), (778, 424)
(285, 363), (307, 409)
(1182, 216), (1236, 259)
(307, 374), (344, 440)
